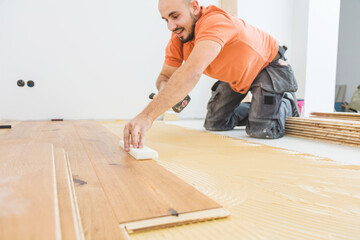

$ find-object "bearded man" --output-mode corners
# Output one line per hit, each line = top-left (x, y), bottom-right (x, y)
(123, 0), (299, 151)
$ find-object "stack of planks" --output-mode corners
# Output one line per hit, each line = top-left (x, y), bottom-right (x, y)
(0, 120), (228, 240)
(285, 117), (360, 147)
(310, 112), (360, 121)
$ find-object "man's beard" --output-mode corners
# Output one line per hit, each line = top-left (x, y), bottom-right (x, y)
(178, 15), (196, 43)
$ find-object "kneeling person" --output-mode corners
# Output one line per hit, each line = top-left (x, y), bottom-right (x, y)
(123, 0), (299, 151)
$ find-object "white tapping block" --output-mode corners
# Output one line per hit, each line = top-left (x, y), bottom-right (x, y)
(119, 140), (158, 160)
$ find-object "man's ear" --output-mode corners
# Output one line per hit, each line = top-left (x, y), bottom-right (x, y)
(190, 1), (200, 16)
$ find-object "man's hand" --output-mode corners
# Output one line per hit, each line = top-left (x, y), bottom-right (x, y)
(123, 113), (153, 152)
(123, 40), (221, 152)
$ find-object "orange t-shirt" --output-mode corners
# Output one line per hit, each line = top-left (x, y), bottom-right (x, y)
(165, 5), (279, 94)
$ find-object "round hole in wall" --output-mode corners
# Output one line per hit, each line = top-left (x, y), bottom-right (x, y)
(17, 80), (25, 87)
(27, 80), (35, 87)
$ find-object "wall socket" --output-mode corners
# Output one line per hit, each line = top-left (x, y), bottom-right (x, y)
(17, 80), (35, 87)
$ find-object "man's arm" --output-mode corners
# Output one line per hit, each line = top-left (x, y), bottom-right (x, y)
(123, 40), (222, 151)
(156, 64), (178, 91)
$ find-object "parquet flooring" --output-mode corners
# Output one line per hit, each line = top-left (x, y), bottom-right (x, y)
(0, 120), (227, 239)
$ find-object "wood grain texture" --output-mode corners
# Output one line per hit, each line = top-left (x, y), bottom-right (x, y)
(0, 143), (59, 240)
(122, 208), (230, 233)
(0, 121), (19, 137)
(37, 121), (130, 240)
(103, 121), (360, 240)
(54, 148), (83, 240)
(73, 121), (224, 224)
(310, 112), (360, 121)
(1, 120), (226, 237)
(0, 121), (46, 144)
(285, 117), (360, 147)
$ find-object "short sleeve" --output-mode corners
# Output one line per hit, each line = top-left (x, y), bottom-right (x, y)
(194, 14), (236, 47)
(165, 34), (184, 67)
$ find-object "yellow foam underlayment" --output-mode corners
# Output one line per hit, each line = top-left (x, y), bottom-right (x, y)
(101, 120), (360, 240)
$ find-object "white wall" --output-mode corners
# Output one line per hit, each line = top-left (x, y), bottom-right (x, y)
(0, 0), (170, 120)
(1, 0), (337, 120)
(336, 0), (360, 102)
(238, 0), (294, 60)
(0, 0), (222, 120)
(290, 0), (310, 100)
(303, 0), (341, 115)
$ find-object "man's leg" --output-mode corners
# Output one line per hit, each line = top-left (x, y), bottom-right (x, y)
(245, 70), (298, 139)
(204, 81), (249, 131)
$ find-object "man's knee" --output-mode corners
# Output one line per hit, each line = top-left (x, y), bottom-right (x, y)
(245, 95), (295, 139)
(246, 119), (285, 139)
(204, 119), (234, 131)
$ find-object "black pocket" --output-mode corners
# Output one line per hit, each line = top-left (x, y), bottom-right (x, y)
(249, 88), (283, 120)
(264, 61), (298, 93)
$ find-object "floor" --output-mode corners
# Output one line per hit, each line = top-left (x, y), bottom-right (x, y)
(108, 119), (360, 240)
(165, 119), (360, 165)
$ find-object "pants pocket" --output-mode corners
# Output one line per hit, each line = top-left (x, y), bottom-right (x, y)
(264, 61), (298, 93)
(249, 87), (283, 120)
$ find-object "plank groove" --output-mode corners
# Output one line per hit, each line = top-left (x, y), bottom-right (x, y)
(1, 120), (227, 237)
(54, 148), (83, 240)
(37, 121), (130, 240)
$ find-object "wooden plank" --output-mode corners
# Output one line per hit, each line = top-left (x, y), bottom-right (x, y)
(285, 129), (360, 145)
(0, 143), (60, 240)
(286, 130), (360, 147)
(285, 121), (360, 132)
(285, 117), (360, 147)
(122, 208), (230, 233)
(286, 120), (360, 130)
(0, 120), (46, 144)
(0, 121), (19, 136)
(37, 121), (130, 240)
(285, 124), (360, 140)
(310, 112), (360, 120)
(54, 148), (84, 240)
(102, 120), (360, 239)
(285, 125), (360, 138)
(73, 121), (228, 230)
(287, 117), (360, 126)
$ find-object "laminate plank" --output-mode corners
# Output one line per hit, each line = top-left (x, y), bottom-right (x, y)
(285, 125), (360, 140)
(287, 117), (360, 126)
(310, 112), (360, 120)
(0, 120), (47, 144)
(285, 129), (360, 144)
(0, 121), (19, 136)
(54, 147), (83, 240)
(286, 130), (360, 147)
(286, 121), (360, 132)
(36, 121), (130, 240)
(103, 121), (360, 240)
(0, 143), (60, 240)
(73, 121), (227, 229)
(285, 117), (360, 146)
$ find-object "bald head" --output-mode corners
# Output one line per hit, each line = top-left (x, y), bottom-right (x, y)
(158, 0), (194, 8)
(158, 0), (200, 43)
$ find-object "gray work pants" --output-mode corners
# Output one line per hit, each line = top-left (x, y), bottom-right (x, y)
(204, 47), (299, 139)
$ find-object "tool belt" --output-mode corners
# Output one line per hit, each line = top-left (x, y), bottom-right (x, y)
(273, 45), (288, 62)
